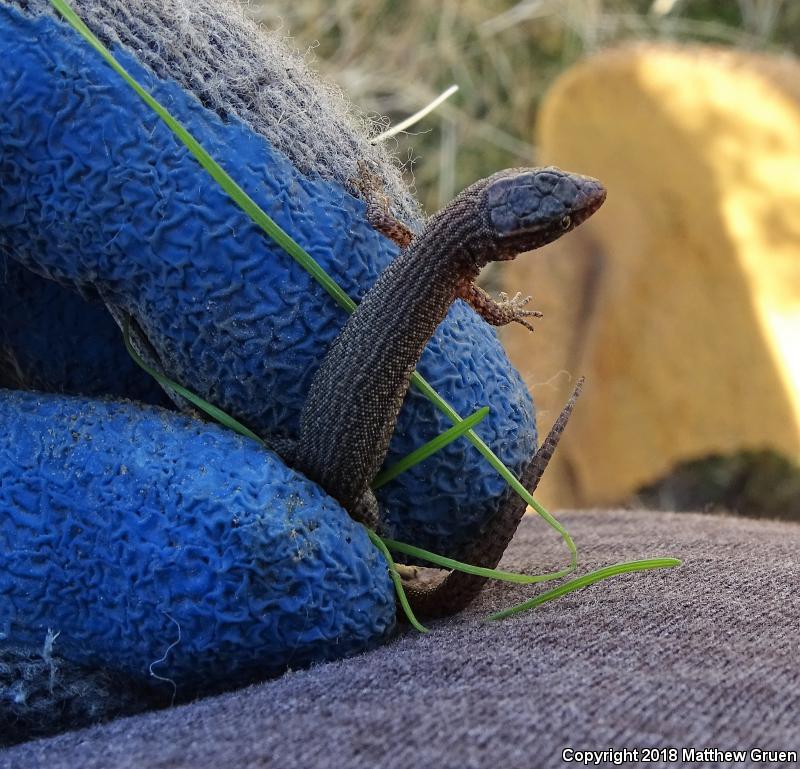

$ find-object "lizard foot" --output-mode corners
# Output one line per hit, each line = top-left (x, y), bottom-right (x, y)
(496, 291), (544, 332)
(397, 564), (444, 590)
(394, 564), (420, 581)
(457, 282), (543, 331)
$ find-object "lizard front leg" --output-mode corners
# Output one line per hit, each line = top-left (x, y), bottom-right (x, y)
(365, 199), (415, 249)
(355, 161), (415, 248)
(456, 280), (543, 331)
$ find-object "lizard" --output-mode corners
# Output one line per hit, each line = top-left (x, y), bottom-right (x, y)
(290, 166), (605, 615)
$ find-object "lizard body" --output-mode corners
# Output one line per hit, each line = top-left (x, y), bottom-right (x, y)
(292, 166), (605, 613)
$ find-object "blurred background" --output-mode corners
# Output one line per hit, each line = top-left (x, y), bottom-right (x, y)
(247, 0), (800, 519)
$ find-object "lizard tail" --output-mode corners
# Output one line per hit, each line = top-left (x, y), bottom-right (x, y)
(403, 377), (584, 619)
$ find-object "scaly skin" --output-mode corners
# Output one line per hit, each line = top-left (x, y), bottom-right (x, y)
(293, 166), (605, 614)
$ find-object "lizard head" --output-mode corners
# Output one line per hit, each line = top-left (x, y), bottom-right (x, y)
(480, 167), (606, 261)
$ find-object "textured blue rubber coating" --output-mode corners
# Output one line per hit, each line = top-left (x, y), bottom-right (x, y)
(0, 255), (169, 404)
(0, 389), (396, 691)
(0, 5), (537, 557)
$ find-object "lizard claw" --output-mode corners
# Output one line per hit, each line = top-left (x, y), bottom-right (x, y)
(496, 291), (543, 332)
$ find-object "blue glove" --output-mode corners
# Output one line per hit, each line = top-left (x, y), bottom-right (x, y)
(0, 0), (538, 719)
(0, 389), (396, 690)
(0, 255), (169, 404)
(0, 0), (537, 558)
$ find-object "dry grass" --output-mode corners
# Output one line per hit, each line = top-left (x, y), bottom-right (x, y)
(245, 0), (798, 212)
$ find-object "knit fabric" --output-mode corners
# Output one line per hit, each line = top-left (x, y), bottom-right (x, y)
(2, 509), (798, 765)
(0, 643), (158, 745)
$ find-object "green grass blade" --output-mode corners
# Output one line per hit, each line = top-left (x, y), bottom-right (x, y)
(48, 0), (356, 316)
(366, 530), (428, 633)
(122, 317), (265, 446)
(381, 537), (565, 583)
(409, 371), (578, 579)
(50, 0), (576, 575)
(372, 406), (489, 490)
(486, 558), (683, 621)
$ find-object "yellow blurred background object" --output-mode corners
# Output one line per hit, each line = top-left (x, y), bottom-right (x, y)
(503, 43), (800, 509)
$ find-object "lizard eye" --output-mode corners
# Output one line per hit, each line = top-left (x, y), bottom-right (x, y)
(559, 215), (572, 230)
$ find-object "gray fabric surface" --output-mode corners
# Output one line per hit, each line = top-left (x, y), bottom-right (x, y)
(3, 509), (798, 769)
